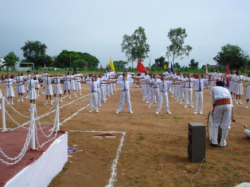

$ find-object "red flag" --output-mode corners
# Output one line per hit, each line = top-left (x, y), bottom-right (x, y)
(137, 60), (147, 73)
(226, 63), (230, 75)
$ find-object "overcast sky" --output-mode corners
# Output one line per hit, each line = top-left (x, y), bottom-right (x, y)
(1, 0), (250, 68)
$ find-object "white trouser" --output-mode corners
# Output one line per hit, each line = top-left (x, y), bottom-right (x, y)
(179, 87), (185, 102)
(156, 92), (170, 113)
(112, 83), (116, 93)
(110, 84), (113, 94)
(90, 92), (98, 110)
(212, 104), (232, 130)
(106, 84), (110, 96)
(142, 84), (147, 99)
(117, 91), (132, 112)
(185, 88), (193, 107)
(149, 88), (159, 107)
(100, 86), (106, 101)
(146, 85), (151, 101)
(171, 85), (174, 95)
(97, 89), (101, 106)
(175, 85), (180, 100)
(194, 91), (203, 113)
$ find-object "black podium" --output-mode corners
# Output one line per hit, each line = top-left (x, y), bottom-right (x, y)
(188, 123), (206, 163)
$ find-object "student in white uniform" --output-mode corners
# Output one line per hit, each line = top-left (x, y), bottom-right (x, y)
(209, 70), (217, 94)
(116, 74), (133, 114)
(234, 71), (244, 104)
(4, 74), (16, 105)
(227, 70), (236, 97)
(24, 70), (31, 98)
(75, 72), (82, 96)
(210, 81), (233, 147)
(192, 74), (208, 115)
(26, 76), (39, 104)
(34, 71), (41, 97)
(83, 75), (99, 113)
(178, 73), (186, 104)
(43, 74), (54, 105)
(244, 74), (250, 109)
(109, 68), (116, 93)
(71, 72), (77, 98)
(104, 70), (111, 97)
(184, 74), (194, 108)
(15, 72), (25, 102)
(62, 72), (72, 99)
(100, 74), (108, 103)
(53, 74), (63, 102)
(148, 74), (160, 108)
(156, 75), (172, 114)
(141, 71), (151, 102)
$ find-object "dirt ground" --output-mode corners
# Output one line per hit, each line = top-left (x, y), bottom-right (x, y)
(1, 84), (250, 187)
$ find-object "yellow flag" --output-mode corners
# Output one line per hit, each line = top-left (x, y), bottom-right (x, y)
(163, 64), (167, 70)
(110, 57), (115, 71)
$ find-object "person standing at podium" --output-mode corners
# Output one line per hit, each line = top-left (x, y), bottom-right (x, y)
(210, 81), (233, 147)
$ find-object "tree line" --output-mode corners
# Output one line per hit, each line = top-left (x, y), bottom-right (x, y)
(121, 26), (250, 71)
(2, 27), (250, 72)
(2, 41), (100, 71)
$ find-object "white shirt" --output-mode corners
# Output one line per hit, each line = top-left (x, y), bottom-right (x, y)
(15, 76), (25, 85)
(151, 78), (160, 88)
(184, 78), (194, 88)
(87, 81), (99, 92)
(211, 86), (232, 106)
(26, 79), (39, 90)
(43, 76), (52, 86)
(158, 80), (172, 92)
(117, 80), (133, 91)
(192, 79), (208, 91)
(4, 78), (16, 87)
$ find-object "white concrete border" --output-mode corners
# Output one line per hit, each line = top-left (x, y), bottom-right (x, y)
(4, 133), (68, 187)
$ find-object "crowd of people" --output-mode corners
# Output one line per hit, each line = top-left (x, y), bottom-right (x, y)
(1, 68), (250, 146)
(0, 69), (250, 112)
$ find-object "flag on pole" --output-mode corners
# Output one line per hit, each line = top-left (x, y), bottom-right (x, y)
(137, 60), (147, 73)
(163, 64), (167, 70)
(110, 57), (115, 71)
(170, 62), (174, 73)
(205, 64), (209, 79)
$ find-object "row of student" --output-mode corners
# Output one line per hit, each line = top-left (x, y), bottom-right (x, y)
(0, 69), (117, 105)
(137, 71), (250, 116)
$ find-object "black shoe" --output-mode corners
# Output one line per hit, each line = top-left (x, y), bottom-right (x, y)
(210, 142), (218, 147)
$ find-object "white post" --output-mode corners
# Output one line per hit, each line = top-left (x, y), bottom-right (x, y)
(56, 98), (60, 131)
(30, 104), (36, 150)
(1, 97), (7, 132)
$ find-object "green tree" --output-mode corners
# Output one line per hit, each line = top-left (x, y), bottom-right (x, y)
(166, 28), (192, 65)
(73, 59), (88, 71)
(113, 60), (128, 71)
(121, 26), (150, 69)
(54, 50), (99, 69)
(154, 56), (168, 69)
(189, 59), (199, 69)
(173, 62), (181, 69)
(21, 40), (50, 68)
(213, 44), (249, 70)
(4, 52), (19, 71)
